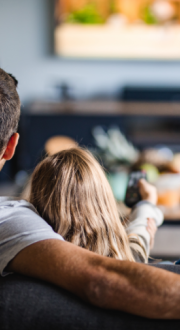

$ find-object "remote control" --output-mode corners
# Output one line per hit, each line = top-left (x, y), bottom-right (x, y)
(125, 171), (147, 208)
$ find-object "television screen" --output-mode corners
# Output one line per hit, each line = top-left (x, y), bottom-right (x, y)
(54, 0), (180, 59)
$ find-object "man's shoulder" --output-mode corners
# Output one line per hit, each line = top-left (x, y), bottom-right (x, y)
(0, 197), (64, 276)
(0, 197), (37, 213)
(0, 196), (63, 242)
(0, 196), (43, 227)
(0, 197), (60, 237)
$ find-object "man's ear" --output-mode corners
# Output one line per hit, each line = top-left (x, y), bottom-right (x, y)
(2, 133), (19, 160)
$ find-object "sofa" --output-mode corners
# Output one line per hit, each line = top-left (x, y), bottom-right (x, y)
(0, 264), (180, 330)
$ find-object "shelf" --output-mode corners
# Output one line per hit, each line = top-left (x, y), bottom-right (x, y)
(27, 101), (180, 116)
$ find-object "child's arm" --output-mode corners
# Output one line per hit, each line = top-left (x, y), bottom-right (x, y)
(126, 179), (164, 260)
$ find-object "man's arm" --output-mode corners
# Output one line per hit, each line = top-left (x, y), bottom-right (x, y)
(8, 239), (180, 319)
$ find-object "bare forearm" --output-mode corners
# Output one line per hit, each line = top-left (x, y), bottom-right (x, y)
(91, 259), (180, 319)
(8, 239), (180, 319)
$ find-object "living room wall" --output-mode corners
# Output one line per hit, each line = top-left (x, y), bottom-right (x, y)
(1, 0), (180, 104)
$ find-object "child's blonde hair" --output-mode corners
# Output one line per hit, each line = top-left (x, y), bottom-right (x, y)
(30, 148), (135, 261)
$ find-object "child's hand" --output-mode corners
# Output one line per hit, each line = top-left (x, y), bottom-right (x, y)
(138, 179), (157, 205)
(147, 218), (157, 250)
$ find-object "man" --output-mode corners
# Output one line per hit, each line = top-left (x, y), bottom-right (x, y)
(0, 68), (180, 320)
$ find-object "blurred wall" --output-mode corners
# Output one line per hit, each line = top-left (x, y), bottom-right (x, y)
(1, 0), (180, 104)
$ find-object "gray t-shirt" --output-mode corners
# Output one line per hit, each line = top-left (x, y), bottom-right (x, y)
(0, 197), (64, 276)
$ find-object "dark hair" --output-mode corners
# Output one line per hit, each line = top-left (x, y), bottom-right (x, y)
(0, 68), (20, 154)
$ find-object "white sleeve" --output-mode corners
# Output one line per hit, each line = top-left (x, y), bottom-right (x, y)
(126, 201), (164, 256)
(0, 198), (64, 276)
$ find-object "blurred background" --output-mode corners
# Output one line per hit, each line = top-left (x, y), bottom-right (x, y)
(55, 0), (180, 58)
(1, 0), (180, 260)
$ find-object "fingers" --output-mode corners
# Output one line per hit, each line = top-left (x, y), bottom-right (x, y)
(147, 218), (157, 232)
(138, 179), (157, 205)
(147, 218), (157, 250)
(147, 218), (157, 236)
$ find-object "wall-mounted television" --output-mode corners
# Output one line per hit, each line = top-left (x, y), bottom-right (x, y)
(54, 0), (180, 59)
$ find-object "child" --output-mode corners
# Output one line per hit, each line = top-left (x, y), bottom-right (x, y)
(29, 148), (163, 262)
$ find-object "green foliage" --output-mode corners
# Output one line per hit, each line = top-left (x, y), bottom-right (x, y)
(109, 0), (117, 14)
(67, 3), (104, 25)
(142, 6), (158, 25)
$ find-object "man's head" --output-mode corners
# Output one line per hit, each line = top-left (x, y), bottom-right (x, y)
(0, 68), (20, 168)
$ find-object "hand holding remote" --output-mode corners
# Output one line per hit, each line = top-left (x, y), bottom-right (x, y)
(138, 179), (157, 205)
(125, 171), (147, 208)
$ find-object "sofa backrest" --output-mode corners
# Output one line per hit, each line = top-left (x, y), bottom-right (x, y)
(0, 264), (180, 329)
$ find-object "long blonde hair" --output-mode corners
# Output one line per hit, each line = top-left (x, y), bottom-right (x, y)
(30, 148), (135, 261)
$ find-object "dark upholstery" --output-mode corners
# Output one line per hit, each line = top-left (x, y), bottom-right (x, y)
(0, 264), (180, 330)
(150, 263), (180, 274)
